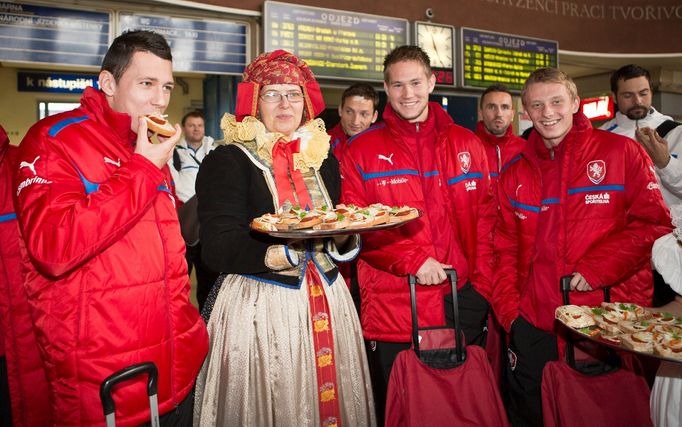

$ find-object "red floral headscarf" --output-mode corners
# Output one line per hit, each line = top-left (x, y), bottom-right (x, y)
(235, 50), (325, 122)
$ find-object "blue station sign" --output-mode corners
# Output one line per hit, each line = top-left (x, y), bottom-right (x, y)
(18, 71), (99, 93)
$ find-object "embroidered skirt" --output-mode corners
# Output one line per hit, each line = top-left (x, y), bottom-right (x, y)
(193, 270), (376, 427)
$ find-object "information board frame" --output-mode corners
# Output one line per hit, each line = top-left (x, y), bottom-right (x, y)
(458, 27), (559, 92)
(264, 0), (408, 82)
(118, 11), (249, 75)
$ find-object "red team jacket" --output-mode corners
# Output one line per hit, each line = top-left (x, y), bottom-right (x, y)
(341, 103), (495, 342)
(475, 121), (527, 183)
(13, 88), (208, 426)
(329, 122), (349, 162)
(0, 127), (52, 427)
(492, 113), (672, 332)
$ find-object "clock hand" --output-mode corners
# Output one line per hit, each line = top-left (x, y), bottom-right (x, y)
(430, 33), (444, 65)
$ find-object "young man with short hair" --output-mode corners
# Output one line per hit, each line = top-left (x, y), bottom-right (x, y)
(13, 30), (208, 426)
(170, 110), (219, 311)
(475, 83), (526, 191)
(492, 67), (671, 426)
(341, 45), (495, 423)
(329, 83), (379, 160)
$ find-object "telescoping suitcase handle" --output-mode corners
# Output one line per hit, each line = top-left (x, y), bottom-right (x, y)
(409, 268), (464, 364)
(560, 276), (618, 373)
(100, 362), (160, 427)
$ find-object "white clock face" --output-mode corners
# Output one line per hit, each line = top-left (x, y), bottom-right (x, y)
(417, 24), (453, 69)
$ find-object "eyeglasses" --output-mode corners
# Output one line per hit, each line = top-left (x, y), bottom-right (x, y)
(259, 91), (304, 103)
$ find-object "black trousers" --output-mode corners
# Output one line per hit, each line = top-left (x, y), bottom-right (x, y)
(185, 243), (219, 312)
(366, 282), (489, 426)
(505, 316), (559, 427)
(0, 356), (11, 427)
(653, 268), (677, 307)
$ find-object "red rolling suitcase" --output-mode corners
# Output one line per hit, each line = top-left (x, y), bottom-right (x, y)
(541, 276), (652, 427)
(385, 270), (509, 427)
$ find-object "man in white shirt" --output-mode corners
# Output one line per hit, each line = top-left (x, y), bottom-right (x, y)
(600, 64), (682, 209)
(170, 111), (218, 310)
(601, 64), (682, 307)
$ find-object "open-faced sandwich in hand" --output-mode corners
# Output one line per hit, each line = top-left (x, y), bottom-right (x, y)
(142, 113), (176, 138)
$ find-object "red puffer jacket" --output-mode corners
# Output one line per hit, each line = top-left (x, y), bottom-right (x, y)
(328, 122), (348, 161)
(492, 113), (672, 332)
(475, 121), (527, 183)
(13, 88), (208, 426)
(0, 126), (52, 427)
(341, 103), (495, 342)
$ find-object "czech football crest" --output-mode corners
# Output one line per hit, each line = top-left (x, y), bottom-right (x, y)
(458, 152), (471, 174)
(587, 160), (605, 184)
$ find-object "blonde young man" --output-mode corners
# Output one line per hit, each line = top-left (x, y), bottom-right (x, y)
(492, 67), (670, 426)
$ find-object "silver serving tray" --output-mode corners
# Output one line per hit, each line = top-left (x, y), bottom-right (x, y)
(556, 314), (682, 364)
(251, 210), (421, 239)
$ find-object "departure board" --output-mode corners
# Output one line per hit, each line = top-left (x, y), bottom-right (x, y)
(264, 1), (408, 81)
(460, 28), (558, 91)
(0, 2), (109, 67)
(120, 13), (248, 75)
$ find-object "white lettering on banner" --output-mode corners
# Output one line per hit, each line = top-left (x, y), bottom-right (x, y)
(585, 192), (610, 204)
(36, 77), (95, 92)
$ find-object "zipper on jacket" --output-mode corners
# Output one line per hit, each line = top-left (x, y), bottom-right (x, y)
(415, 122), (420, 133)
(549, 147), (555, 160)
(496, 145), (502, 173)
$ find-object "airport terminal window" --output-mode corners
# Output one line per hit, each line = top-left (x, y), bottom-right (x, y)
(38, 102), (80, 120)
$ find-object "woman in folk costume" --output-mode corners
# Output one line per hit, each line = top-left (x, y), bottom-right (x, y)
(193, 50), (376, 427)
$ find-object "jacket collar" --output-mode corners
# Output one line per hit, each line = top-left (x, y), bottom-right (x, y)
(523, 112), (592, 163)
(80, 87), (136, 147)
(383, 101), (452, 137)
(476, 120), (515, 147)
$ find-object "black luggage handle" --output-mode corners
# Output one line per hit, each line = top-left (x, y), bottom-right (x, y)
(560, 275), (610, 306)
(409, 268), (464, 364)
(560, 276), (618, 373)
(100, 362), (160, 427)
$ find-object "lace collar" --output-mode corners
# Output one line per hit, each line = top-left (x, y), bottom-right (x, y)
(220, 113), (330, 171)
